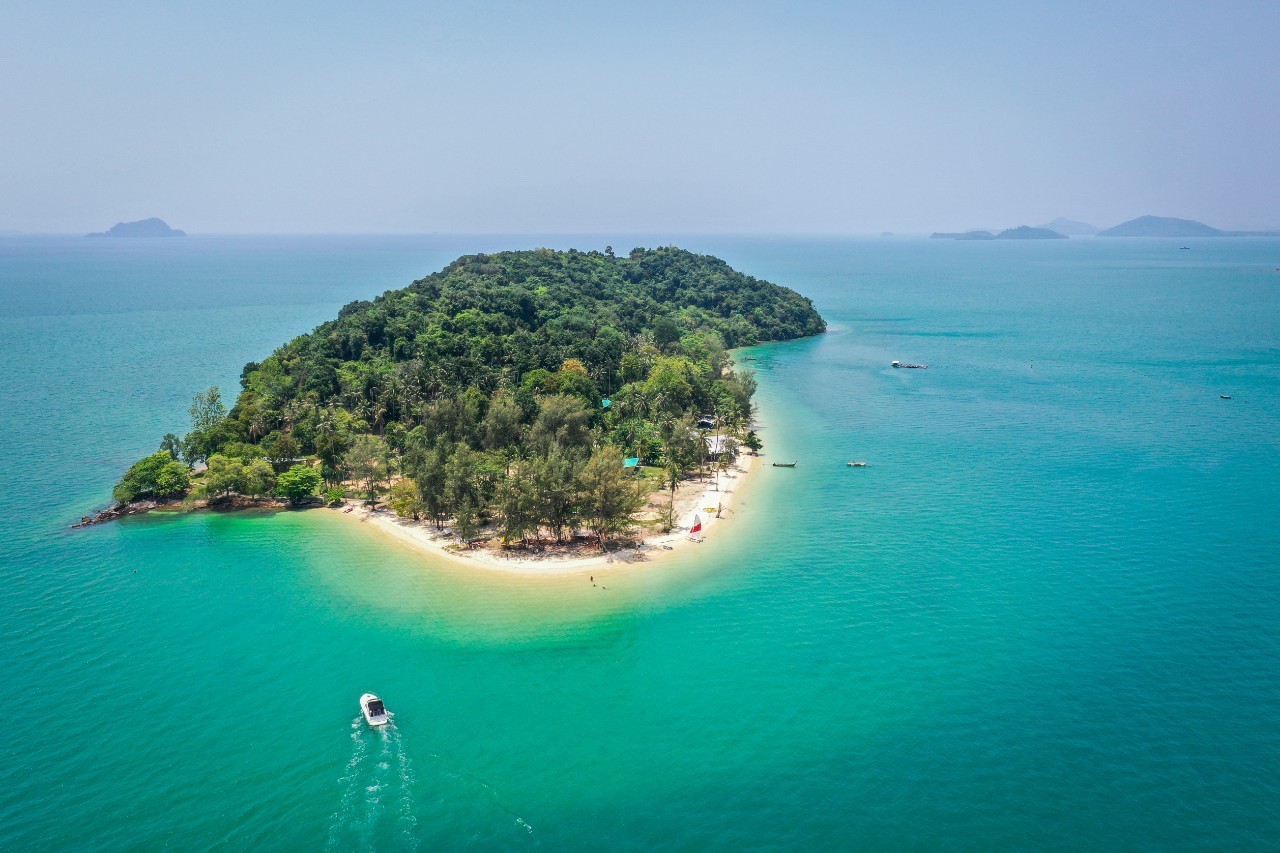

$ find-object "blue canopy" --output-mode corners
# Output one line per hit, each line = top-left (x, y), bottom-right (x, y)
(622, 457), (640, 468)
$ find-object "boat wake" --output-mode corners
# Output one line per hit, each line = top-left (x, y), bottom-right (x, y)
(327, 715), (419, 851)
(327, 715), (533, 847)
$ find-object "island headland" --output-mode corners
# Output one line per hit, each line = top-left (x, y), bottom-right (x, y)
(86, 247), (825, 571)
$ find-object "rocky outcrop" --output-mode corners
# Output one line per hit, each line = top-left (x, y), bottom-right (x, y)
(73, 499), (172, 527)
(72, 494), (316, 527)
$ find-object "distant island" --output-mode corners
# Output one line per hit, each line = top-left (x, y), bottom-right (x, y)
(996, 226), (1067, 240)
(1097, 215), (1280, 238)
(86, 247), (826, 568)
(932, 230), (994, 240)
(932, 225), (1066, 240)
(933, 214), (1280, 240)
(87, 218), (186, 238)
(1036, 217), (1099, 236)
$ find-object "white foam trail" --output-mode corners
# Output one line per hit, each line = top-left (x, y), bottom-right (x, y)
(326, 716), (369, 851)
(358, 726), (394, 844)
(389, 720), (420, 849)
(327, 715), (419, 851)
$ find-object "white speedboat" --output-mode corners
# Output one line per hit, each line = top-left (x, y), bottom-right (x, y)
(360, 693), (389, 727)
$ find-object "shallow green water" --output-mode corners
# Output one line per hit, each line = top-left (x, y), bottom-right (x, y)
(1, 236), (1277, 849)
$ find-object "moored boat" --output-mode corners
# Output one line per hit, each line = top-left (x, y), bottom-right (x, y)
(772, 461), (797, 467)
(892, 360), (928, 369)
(847, 461), (868, 467)
(360, 693), (389, 727)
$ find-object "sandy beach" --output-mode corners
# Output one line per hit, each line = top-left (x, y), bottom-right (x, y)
(331, 451), (759, 576)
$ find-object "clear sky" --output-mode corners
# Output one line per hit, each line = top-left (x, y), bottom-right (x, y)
(3, 1), (1277, 234)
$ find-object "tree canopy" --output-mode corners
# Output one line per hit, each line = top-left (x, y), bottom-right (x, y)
(112, 247), (824, 545)
(223, 246), (822, 448)
(113, 451), (191, 503)
(274, 465), (323, 505)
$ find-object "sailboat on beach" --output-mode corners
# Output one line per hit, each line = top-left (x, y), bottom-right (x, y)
(688, 514), (703, 543)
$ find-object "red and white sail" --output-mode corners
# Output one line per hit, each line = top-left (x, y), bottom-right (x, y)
(690, 514), (703, 538)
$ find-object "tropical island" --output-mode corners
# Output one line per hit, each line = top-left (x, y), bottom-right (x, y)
(931, 225), (1067, 240)
(90, 247), (825, 568)
(87, 217), (186, 238)
(1037, 217), (1099, 236)
(932, 214), (1280, 241)
(1096, 215), (1280, 238)
(995, 225), (1067, 240)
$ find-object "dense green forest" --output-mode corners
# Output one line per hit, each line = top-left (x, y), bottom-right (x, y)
(113, 246), (825, 546)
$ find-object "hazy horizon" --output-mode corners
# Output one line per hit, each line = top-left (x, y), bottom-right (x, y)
(3, 2), (1277, 235)
(5, 224), (1275, 238)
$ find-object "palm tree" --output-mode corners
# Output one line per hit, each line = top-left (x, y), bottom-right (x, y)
(248, 411), (269, 441)
(659, 413), (701, 531)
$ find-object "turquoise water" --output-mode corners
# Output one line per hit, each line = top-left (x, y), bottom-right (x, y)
(1, 236), (1278, 849)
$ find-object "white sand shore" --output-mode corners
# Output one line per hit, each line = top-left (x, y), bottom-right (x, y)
(330, 452), (759, 576)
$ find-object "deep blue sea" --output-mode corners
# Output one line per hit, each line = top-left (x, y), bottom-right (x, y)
(1, 234), (1277, 849)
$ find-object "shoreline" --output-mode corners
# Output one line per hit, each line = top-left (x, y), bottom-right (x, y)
(74, 451), (761, 579)
(332, 450), (760, 576)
